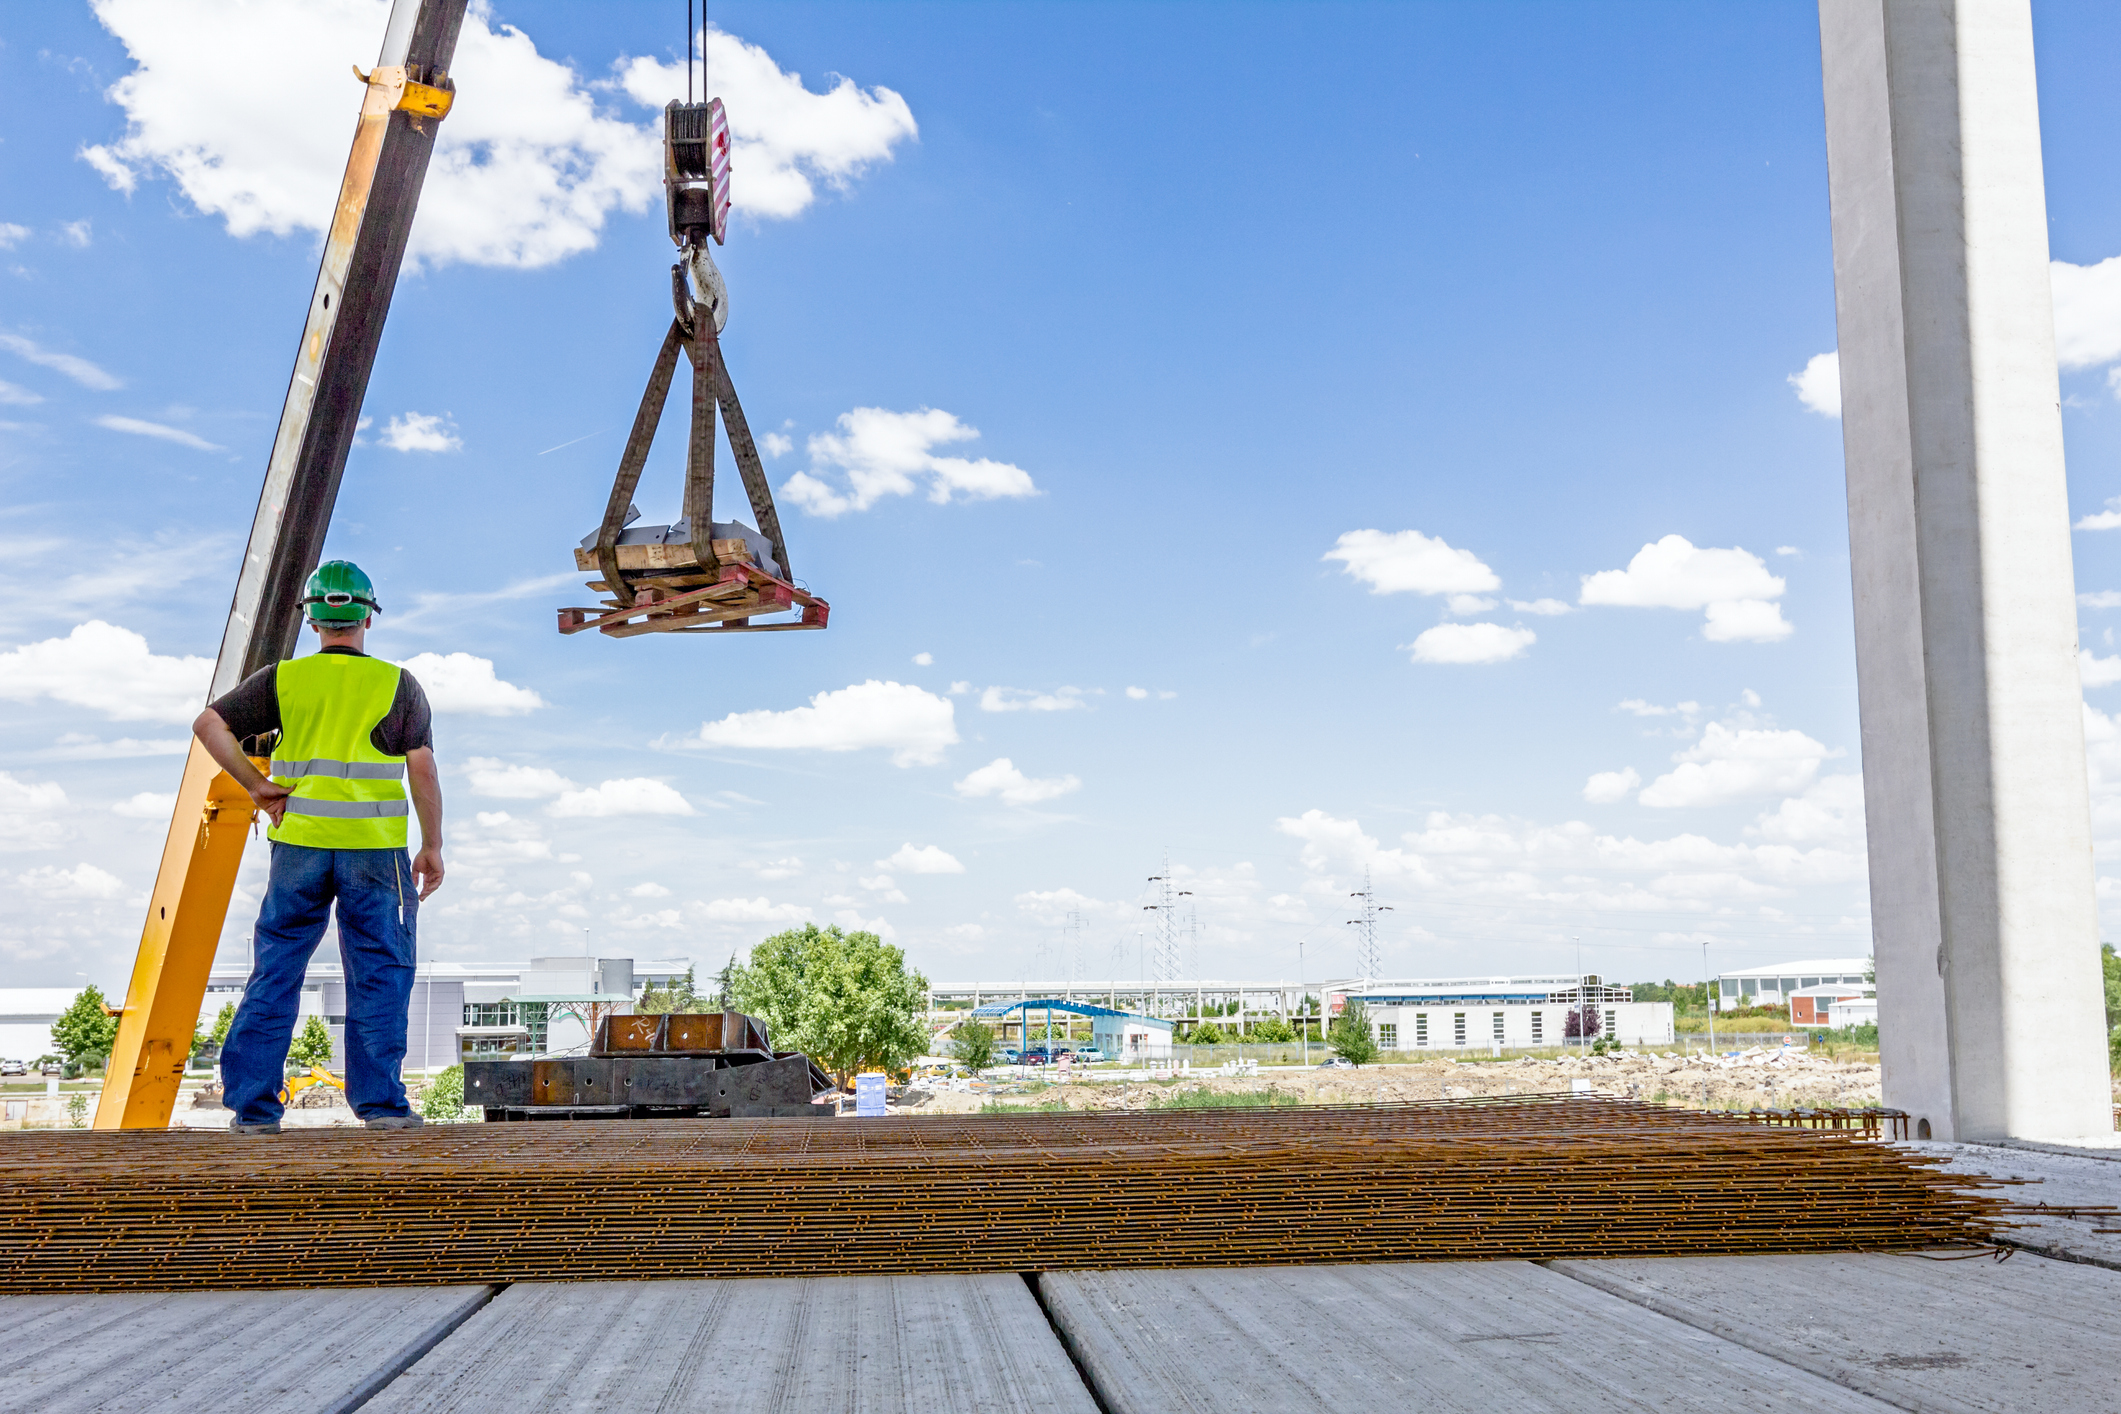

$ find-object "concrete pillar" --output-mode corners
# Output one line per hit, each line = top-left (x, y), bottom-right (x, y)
(1820, 0), (2112, 1140)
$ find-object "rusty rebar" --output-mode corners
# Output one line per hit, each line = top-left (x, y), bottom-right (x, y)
(0, 1097), (2027, 1293)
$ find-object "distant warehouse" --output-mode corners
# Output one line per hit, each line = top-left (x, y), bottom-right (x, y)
(1320, 976), (1674, 1050)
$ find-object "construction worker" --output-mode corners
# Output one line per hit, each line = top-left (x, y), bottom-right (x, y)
(191, 561), (445, 1133)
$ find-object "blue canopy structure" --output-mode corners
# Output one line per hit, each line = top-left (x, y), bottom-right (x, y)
(967, 998), (1162, 1023)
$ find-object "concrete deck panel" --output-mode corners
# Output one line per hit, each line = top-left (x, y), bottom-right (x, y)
(1038, 1261), (1895, 1413)
(1554, 1251), (2121, 1413)
(1907, 1141), (2121, 1269)
(363, 1273), (1098, 1414)
(0, 1284), (492, 1414)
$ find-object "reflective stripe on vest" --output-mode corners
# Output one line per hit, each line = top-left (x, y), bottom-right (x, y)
(267, 652), (410, 850)
(271, 758), (406, 781)
(283, 797), (411, 819)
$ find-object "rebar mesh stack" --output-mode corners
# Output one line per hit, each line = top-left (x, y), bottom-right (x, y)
(0, 1097), (2017, 1293)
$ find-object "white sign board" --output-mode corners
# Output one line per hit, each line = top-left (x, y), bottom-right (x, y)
(854, 1071), (887, 1118)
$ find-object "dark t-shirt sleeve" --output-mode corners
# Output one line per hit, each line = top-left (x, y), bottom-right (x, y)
(374, 670), (433, 756)
(208, 666), (280, 742)
(205, 659), (432, 757)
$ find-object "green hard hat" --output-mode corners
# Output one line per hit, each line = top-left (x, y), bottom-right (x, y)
(301, 560), (381, 622)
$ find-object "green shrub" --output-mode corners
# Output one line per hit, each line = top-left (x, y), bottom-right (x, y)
(420, 1065), (477, 1122)
(1249, 1017), (1296, 1043)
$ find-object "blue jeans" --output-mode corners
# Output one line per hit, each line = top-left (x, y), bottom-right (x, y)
(221, 843), (418, 1125)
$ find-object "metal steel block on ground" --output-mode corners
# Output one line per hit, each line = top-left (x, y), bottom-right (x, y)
(363, 1275), (1097, 1414)
(1038, 1261), (1896, 1413)
(1552, 1251), (2121, 1414)
(0, 1099), (2034, 1294)
(0, 1284), (491, 1414)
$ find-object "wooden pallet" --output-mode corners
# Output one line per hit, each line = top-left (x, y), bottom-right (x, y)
(558, 560), (828, 638)
(571, 538), (756, 575)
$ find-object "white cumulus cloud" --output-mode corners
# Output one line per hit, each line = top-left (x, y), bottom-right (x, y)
(1749, 774), (1866, 846)
(1583, 767), (1641, 804)
(1409, 622), (1535, 665)
(1638, 722), (1839, 808)
(699, 896), (812, 924)
(2075, 498), (2121, 532)
(111, 791), (176, 819)
(694, 679), (957, 767)
(617, 29), (917, 221)
(954, 757), (1081, 805)
(2081, 650), (2121, 689)
(1789, 351), (1841, 417)
(1323, 528), (1500, 598)
(18, 862), (128, 900)
(464, 757), (575, 798)
(0, 621), (210, 723)
(782, 407), (1036, 517)
(546, 778), (694, 818)
(379, 412), (460, 453)
(882, 842), (964, 874)
(401, 652), (546, 715)
(85, 5), (915, 270)
(1580, 535), (1792, 643)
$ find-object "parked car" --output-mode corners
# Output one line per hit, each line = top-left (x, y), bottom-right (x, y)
(0, 1059), (25, 1076)
(1071, 1049), (1106, 1063)
(1317, 1057), (1355, 1070)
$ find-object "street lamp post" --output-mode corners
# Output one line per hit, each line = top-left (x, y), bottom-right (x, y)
(1701, 940), (1716, 1059)
(1298, 935), (1308, 1066)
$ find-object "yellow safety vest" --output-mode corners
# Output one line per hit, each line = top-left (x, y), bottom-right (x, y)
(267, 654), (410, 850)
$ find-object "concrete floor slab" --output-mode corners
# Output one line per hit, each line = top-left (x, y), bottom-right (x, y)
(1038, 1261), (1895, 1413)
(1906, 1141), (2121, 1269)
(1553, 1251), (2121, 1414)
(0, 1284), (491, 1414)
(363, 1273), (1099, 1414)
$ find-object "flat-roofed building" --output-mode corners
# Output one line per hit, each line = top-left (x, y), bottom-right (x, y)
(1321, 976), (1674, 1050)
(1712, 959), (1870, 1013)
(197, 955), (692, 1070)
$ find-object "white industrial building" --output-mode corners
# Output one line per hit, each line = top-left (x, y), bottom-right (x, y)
(0, 989), (76, 1066)
(196, 954), (690, 1071)
(1712, 960), (1870, 1012)
(1322, 976), (1674, 1051)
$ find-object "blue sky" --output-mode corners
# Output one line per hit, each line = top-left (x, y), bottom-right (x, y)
(7, 1), (2121, 995)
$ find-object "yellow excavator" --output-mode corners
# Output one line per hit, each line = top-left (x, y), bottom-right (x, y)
(96, 0), (812, 1128)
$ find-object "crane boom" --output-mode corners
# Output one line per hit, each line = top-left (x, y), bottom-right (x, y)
(95, 0), (467, 1129)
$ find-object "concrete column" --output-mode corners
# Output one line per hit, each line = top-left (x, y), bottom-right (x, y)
(1821, 0), (2111, 1141)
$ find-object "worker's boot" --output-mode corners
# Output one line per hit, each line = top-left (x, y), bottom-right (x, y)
(365, 1113), (424, 1131)
(227, 1119), (281, 1135)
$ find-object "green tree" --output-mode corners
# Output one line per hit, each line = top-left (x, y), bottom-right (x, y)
(1328, 999), (1379, 1065)
(638, 966), (701, 1015)
(715, 952), (738, 1009)
(1251, 1017), (1296, 1043)
(2102, 943), (2120, 1031)
(952, 1019), (996, 1071)
(288, 1015), (335, 1069)
(1187, 1021), (1226, 1045)
(732, 924), (931, 1087)
(209, 1001), (237, 1046)
(51, 986), (119, 1072)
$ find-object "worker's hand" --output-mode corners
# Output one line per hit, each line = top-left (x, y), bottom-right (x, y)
(247, 780), (291, 829)
(412, 844), (445, 900)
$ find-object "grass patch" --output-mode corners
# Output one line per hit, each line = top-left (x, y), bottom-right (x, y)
(1145, 1088), (1306, 1110)
(979, 1099), (1077, 1113)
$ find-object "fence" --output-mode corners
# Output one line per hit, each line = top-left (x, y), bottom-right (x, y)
(1161, 1033), (1813, 1068)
